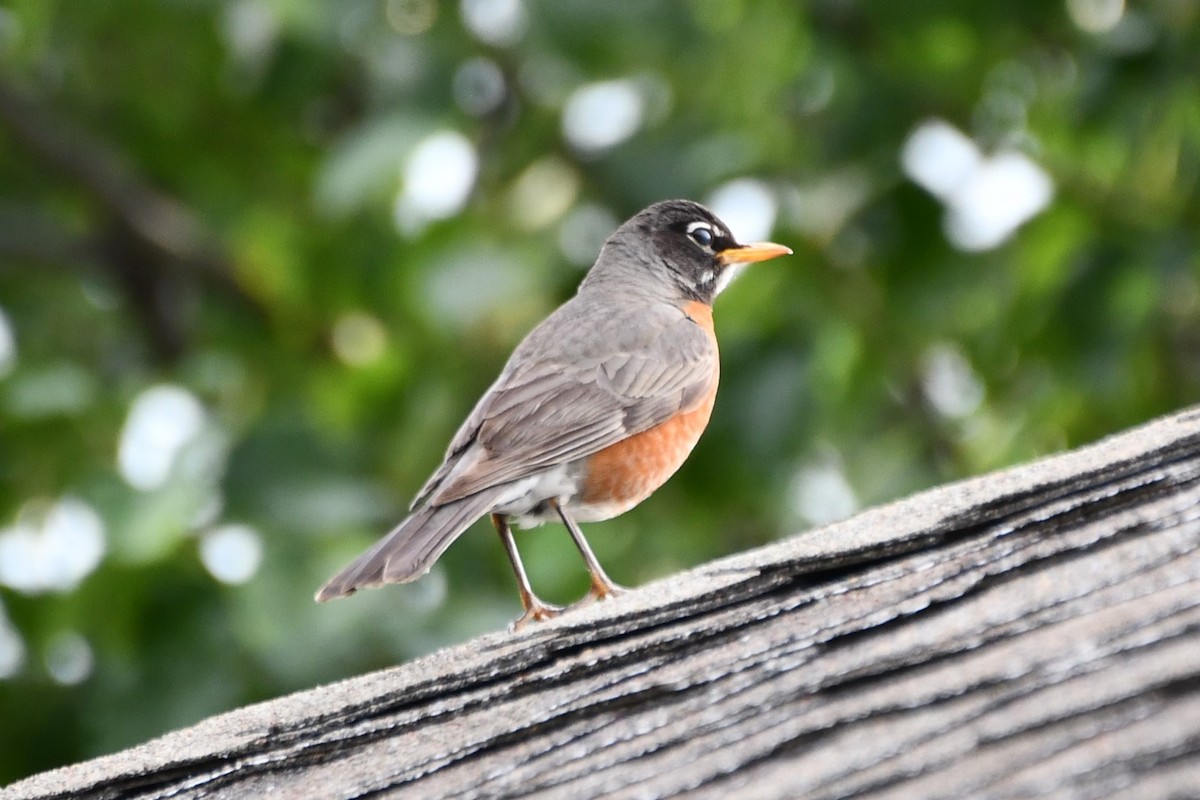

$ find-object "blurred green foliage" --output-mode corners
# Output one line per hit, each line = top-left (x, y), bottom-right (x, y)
(1, 0), (1198, 784)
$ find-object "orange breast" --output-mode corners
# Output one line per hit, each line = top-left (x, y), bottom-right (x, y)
(579, 301), (718, 515)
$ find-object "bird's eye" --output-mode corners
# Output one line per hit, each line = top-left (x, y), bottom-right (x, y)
(687, 222), (715, 249)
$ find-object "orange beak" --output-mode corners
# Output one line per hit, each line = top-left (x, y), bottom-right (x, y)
(716, 241), (793, 265)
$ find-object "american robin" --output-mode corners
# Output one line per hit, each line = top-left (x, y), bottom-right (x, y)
(316, 199), (791, 627)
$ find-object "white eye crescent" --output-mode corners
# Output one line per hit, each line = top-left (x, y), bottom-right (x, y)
(686, 220), (716, 249)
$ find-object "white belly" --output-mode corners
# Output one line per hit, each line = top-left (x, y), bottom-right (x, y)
(489, 463), (634, 527)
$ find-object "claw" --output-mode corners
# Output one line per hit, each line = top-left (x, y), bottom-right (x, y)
(591, 574), (629, 601)
(570, 575), (629, 611)
(509, 598), (564, 632)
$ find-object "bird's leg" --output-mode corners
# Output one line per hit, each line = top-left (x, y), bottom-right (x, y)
(492, 513), (562, 630)
(548, 499), (628, 605)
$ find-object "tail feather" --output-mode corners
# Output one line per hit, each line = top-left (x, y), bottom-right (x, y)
(315, 491), (499, 602)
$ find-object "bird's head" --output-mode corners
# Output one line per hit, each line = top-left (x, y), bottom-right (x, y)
(586, 199), (792, 304)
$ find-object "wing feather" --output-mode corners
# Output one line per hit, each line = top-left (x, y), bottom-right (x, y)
(415, 298), (716, 507)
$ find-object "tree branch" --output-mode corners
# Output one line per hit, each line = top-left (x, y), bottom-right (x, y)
(0, 81), (262, 361)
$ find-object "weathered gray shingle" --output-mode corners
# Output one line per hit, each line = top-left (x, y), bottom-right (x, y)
(8, 408), (1200, 800)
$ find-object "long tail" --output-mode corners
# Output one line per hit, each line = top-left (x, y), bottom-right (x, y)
(315, 490), (499, 602)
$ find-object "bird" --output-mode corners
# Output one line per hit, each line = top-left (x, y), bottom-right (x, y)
(316, 199), (791, 628)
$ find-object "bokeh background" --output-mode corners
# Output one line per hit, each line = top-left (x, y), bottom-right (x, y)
(1, 0), (1198, 784)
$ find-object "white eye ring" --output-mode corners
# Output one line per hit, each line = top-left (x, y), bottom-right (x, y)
(687, 221), (716, 250)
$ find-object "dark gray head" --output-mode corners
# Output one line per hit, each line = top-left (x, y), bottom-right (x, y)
(582, 199), (791, 305)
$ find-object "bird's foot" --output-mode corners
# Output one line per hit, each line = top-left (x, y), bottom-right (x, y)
(570, 576), (629, 610)
(508, 598), (565, 632)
